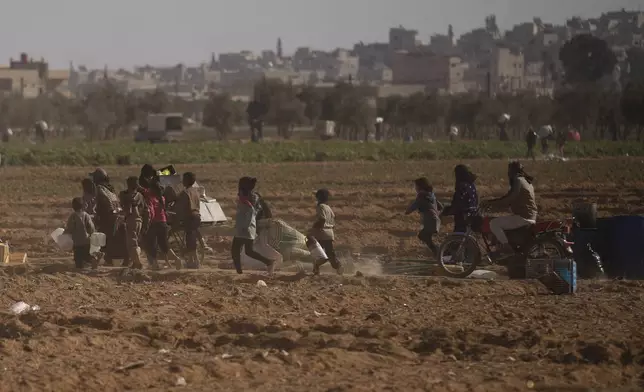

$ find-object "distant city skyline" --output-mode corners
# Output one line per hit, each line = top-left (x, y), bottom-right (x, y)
(2, 0), (641, 69)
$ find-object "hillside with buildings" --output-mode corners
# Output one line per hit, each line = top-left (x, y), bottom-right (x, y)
(1, 9), (642, 101)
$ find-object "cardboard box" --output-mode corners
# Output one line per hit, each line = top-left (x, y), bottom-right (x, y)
(9, 253), (27, 264)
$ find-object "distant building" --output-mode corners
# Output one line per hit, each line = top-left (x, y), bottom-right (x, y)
(389, 27), (418, 52)
(391, 50), (467, 94)
(464, 46), (525, 94)
(0, 53), (50, 97)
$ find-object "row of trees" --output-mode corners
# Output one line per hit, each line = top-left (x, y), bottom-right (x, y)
(1, 34), (642, 141)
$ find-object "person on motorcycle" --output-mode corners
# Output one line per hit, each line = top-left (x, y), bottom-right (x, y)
(484, 161), (537, 257)
(442, 164), (479, 233)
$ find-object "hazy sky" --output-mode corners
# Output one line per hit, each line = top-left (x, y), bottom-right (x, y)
(4, 0), (641, 69)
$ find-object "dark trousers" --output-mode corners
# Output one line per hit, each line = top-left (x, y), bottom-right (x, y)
(146, 221), (169, 260)
(318, 239), (341, 269)
(73, 245), (91, 268)
(231, 237), (272, 273)
(526, 144), (536, 160)
(418, 228), (438, 255)
(184, 215), (201, 252)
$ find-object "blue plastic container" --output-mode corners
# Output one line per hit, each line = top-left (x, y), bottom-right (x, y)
(609, 216), (644, 279)
(553, 259), (577, 294)
(530, 259), (577, 295)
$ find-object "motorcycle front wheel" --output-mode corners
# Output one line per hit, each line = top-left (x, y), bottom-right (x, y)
(438, 234), (482, 278)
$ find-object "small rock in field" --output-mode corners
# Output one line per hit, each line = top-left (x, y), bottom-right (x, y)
(366, 312), (383, 322)
(176, 377), (187, 386)
(257, 280), (267, 287)
(355, 271), (364, 277)
(221, 353), (233, 359)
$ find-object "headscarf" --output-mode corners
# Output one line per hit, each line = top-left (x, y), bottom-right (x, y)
(89, 168), (115, 192)
(508, 161), (534, 184)
(238, 176), (257, 196)
(139, 164), (158, 189)
(454, 164), (477, 186)
(238, 176), (258, 206)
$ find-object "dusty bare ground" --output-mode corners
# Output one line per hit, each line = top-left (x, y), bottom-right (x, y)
(0, 159), (644, 391)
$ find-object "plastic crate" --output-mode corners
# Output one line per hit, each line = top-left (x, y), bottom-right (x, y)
(526, 259), (577, 295)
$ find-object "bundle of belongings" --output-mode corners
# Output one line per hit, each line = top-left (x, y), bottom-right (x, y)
(221, 218), (327, 271)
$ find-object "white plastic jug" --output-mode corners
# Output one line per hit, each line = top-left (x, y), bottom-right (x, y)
(90, 232), (106, 247)
(307, 239), (328, 260)
(89, 232), (106, 254)
(240, 241), (283, 271)
(50, 228), (73, 251)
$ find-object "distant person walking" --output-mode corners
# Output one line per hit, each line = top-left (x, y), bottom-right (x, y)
(34, 120), (48, 143)
(556, 129), (567, 158)
(246, 100), (266, 142)
(539, 125), (553, 156)
(525, 128), (537, 161)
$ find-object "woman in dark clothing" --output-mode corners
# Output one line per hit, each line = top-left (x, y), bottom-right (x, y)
(405, 177), (443, 256)
(90, 168), (126, 266)
(442, 165), (479, 233)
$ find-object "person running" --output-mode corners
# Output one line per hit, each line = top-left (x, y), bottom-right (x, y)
(119, 176), (145, 269)
(175, 172), (202, 269)
(143, 175), (181, 270)
(405, 178), (443, 257)
(310, 188), (343, 275)
(231, 177), (275, 275)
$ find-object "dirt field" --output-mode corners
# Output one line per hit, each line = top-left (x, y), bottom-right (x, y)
(1, 159), (644, 391)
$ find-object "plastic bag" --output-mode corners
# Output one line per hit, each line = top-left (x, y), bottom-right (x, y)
(577, 243), (605, 279)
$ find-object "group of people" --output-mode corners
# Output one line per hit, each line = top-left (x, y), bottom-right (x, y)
(231, 176), (342, 275)
(525, 126), (579, 160)
(64, 166), (202, 270)
(406, 161), (538, 258)
(64, 165), (343, 277)
(64, 160), (536, 275)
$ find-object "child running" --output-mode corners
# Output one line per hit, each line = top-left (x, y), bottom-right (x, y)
(65, 197), (96, 269)
(310, 188), (342, 275)
(405, 178), (443, 256)
(231, 177), (275, 275)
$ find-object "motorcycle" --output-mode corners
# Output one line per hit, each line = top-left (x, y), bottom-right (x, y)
(438, 206), (572, 278)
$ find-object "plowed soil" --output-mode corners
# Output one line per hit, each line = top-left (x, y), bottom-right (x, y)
(0, 158), (643, 391)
